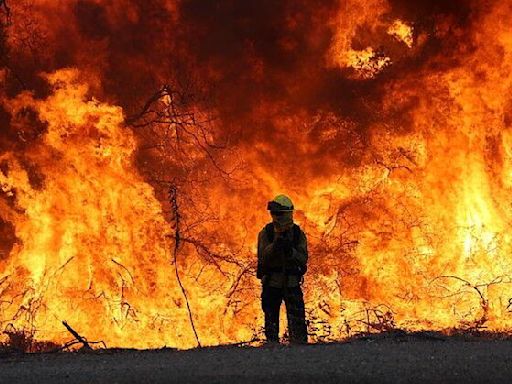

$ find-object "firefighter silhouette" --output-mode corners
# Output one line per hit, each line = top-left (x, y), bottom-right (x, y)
(257, 195), (308, 343)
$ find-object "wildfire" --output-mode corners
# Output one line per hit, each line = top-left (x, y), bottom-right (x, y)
(387, 20), (413, 48)
(1, 0), (512, 350)
(345, 47), (391, 79)
(1, 70), (200, 348)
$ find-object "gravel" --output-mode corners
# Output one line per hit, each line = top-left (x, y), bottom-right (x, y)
(2, 339), (512, 383)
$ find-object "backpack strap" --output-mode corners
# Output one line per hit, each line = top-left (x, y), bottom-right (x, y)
(292, 224), (301, 248)
(264, 223), (274, 243)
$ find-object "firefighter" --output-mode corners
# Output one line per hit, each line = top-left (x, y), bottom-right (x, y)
(257, 194), (308, 344)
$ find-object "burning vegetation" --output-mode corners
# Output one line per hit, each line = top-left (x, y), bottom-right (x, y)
(1, 0), (512, 350)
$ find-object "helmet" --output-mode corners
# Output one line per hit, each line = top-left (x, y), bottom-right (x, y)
(267, 194), (294, 211)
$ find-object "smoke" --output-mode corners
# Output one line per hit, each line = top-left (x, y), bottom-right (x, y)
(0, 0), (494, 276)
(2, 0), (512, 347)
(0, 0), (482, 155)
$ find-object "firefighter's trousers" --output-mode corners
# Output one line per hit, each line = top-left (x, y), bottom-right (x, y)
(261, 284), (307, 343)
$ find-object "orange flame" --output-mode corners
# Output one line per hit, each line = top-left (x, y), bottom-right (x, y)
(2, 0), (512, 349)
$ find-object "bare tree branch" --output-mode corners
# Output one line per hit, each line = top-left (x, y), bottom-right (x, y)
(62, 321), (92, 350)
(168, 185), (201, 347)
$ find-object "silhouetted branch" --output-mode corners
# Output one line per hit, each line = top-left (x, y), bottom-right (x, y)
(430, 275), (509, 330)
(168, 185), (201, 348)
(126, 84), (239, 179)
(62, 321), (92, 350)
(111, 258), (135, 285)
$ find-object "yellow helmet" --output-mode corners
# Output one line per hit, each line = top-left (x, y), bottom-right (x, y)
(267, 194), (294, 211)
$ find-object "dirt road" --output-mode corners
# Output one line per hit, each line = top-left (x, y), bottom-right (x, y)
(2, 338), (512, 383)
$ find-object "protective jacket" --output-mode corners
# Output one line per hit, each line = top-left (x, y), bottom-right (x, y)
(257, 223), (308, 288)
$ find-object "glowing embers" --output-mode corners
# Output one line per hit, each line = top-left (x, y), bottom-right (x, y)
(345, 47), (391, 79)
(332, 17), (414, 79)
(387, 20), (414, 48)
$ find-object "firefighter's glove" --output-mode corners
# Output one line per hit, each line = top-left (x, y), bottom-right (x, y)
(275, 236), (292, 254)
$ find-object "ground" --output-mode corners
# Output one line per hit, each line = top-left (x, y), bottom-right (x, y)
(2, 336), (512, 383)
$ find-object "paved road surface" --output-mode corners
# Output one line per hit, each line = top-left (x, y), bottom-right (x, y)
(1, 339), (512, 383)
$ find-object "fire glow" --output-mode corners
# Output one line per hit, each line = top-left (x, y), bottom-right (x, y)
(2, 0), (512, 350)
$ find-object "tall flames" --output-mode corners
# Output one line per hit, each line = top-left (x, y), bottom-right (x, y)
(2, 0), (512, 349)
